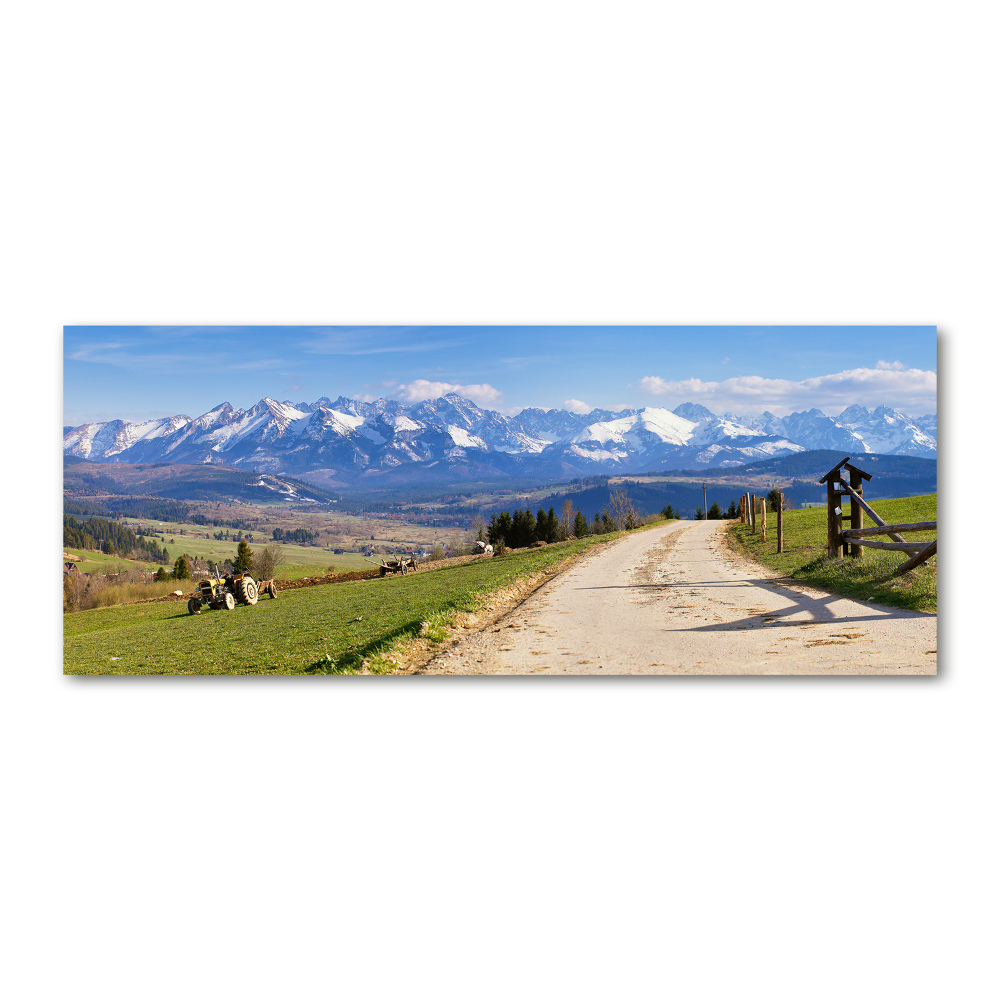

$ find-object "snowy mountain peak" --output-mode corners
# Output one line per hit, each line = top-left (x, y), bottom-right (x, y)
(63, 393), (936, 476)
(672, 401), (716, 422)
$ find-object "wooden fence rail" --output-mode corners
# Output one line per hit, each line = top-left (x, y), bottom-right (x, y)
(846, 540), (927, 553)
(838, 480), (908, 544)
(842, 521), (937, 538)
(896, 539), (937, 574)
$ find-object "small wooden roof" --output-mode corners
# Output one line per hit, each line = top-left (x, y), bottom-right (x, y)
(819, 456), (872, 484)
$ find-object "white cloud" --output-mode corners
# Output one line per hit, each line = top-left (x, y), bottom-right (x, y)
(563, 399), (592, 414)
(639, 376), (714, 397)
(360, 379), (503, 407)
(638, 376), (670, 395)
(636, 367), (936, 416)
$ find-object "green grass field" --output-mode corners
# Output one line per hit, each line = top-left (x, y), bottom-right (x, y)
(727, 494), (937, 613)
(64, 533), (625, 675)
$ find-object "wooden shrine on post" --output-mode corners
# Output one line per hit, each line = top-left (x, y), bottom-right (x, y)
(818, 456), (937, 575)
(819, 457), (872, 559)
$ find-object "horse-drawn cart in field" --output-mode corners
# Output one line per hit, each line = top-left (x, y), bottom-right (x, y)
(377, 554), (418, 577)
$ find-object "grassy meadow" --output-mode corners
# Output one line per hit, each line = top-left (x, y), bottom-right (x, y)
(64, 533), (625, 675)
(727, 494), (937, 613)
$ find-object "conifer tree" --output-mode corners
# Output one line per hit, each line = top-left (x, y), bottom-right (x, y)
(488, 511), (513, 547)
(535, 507), (547, 542)
(234, 539), (254, 573)
(707, 502), (723, 520)
(513, 508), (536, 547)
(573, 509), (588, 537)
(546, 506), (558, 542)
(173, 555), (191, 580)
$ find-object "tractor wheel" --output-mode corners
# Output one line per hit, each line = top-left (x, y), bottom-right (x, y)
(187, 598), (199, 615)
(235, 576), (259, 605)
(268, 581), (277, 599)
(224, 593), (235, 610)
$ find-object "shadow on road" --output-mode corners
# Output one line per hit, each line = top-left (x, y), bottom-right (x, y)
(665, 583), (932, 633)
(572, 578), (933, 632)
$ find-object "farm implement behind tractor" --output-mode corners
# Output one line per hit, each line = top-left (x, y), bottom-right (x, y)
(187, 566), (277, 615)
(372, 554), (418, 577)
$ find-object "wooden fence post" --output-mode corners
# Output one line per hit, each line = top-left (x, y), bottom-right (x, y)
(827, 477), (839, 558)
(849, 466), (864, 558)
(760, 497), (766, 541)
(777, 492), (784, 553)
(750, 494), (756, 533)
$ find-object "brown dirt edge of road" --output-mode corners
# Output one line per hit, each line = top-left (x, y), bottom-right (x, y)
(717, 520), (790, 582)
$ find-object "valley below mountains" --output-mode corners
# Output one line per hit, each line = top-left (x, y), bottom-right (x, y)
(64, 392), (937, 483)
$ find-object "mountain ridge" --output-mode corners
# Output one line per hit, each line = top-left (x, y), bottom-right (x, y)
(64, 394), (937, 481)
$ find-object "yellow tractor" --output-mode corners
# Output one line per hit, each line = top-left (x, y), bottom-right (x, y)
(187, 565), (261, 615)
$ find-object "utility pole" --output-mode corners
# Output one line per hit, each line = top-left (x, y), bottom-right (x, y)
(703, 483), (707, 518)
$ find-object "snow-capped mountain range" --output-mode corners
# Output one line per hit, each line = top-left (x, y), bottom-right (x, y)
(63, 394), (937, 480)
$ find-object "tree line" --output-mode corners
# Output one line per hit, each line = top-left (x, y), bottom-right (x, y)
(691, 501), (733, 520)
(272, 527), (319, 545)
(64, 497), (190, 521)
(64, 514), (170, 563)
(690, 492), (785, 520)
(486, 491), (643, 549)
(190, 513), (261, 530)
(487, 506), (562, 548)
(211, 528), (260, 542)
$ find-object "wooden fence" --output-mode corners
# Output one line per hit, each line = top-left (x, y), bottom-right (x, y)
(819, 457), (936, 575)
(741, 490), (785, 552)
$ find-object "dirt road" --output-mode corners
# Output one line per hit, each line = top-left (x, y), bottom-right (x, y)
(423, 521), (937, 675)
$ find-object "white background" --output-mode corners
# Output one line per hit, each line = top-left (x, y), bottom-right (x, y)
(5, 3), (996, 998)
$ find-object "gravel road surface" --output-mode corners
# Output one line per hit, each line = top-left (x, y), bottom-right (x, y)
(424, 521), (937, 675)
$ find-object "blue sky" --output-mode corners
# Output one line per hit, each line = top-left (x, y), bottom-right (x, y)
(63, 326), (937, 426)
